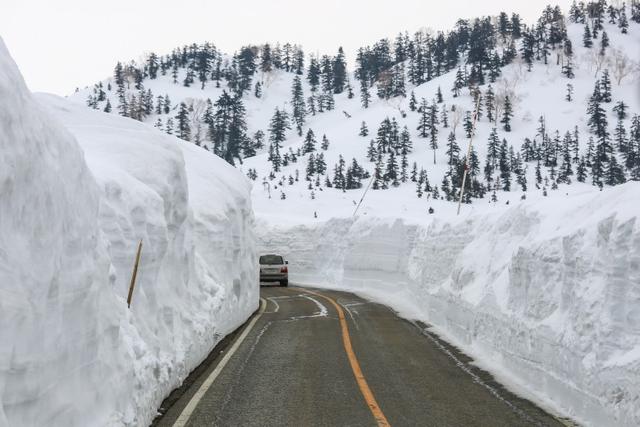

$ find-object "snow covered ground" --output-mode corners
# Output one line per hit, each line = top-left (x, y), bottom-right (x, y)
(4, 1), (640, 425)
(257, 182), (640, 427)
(0, 37), (258, 427)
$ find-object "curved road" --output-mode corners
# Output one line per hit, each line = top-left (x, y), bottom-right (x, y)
(154, 286), (569, 427)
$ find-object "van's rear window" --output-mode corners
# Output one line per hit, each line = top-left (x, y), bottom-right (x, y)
(260, 255), (283, 265)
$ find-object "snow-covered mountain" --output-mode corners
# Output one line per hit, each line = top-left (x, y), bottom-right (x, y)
(72, 1), (640, 224)
(59, 1), (640, 426)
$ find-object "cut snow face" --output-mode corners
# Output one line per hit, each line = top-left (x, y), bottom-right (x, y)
(0, 36), (258, 427)
(256, 183), (640, 427)
(0, 36), (120, 427)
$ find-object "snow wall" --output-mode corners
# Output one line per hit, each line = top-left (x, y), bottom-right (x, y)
(257, 184), (640, 427)
(0, 38), (258, 427)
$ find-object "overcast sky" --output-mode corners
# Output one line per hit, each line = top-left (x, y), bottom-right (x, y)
(1, 0), (573, 95)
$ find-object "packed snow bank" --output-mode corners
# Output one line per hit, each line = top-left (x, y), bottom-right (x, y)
(36, 93), (259, 426)
(257, 183), (640, 427)
(0, 38), (121, 426)
(0, 36), (257, 427)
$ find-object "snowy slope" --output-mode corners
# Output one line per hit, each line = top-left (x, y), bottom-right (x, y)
(63, 3), (640, 426)
(70, 7), (640, 223)
(257, 183), (640, 427)
(0, 36), (258, 427)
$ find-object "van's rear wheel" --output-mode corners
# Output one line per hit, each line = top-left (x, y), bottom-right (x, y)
(280, 280), (288, 287)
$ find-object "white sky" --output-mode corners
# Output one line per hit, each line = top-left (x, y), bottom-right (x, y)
(1, 0), (573, 95)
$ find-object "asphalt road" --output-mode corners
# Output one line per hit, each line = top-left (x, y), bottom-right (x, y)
(154, 286), (570, 427)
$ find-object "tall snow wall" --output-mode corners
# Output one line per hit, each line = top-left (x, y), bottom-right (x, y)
(0, 37), (258, 427)
(257, 184), (640, 427)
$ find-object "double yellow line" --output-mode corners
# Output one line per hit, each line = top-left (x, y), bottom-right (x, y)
(302, 289), (391, 427)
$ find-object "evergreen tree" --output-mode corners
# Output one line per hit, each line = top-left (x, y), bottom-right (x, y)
(563, 58), (575, 79)
(332, 47), (348, 94)
(372, 157), (384, 190)
(441, 176), (453, 201)
(316, 153), (327, 175)
(566, 83), (574, 101)
(463, 111), (474, 139)
(514, 153), (527, 191)
(346, 79), (355, 99)
(436, 86), (443, 103)
(268, 108), (291, 171)
(104, 99), (112, 113)
(499, 139), (511, 191)
(604, 156), (626, 185)
(600, 30), (610, 55)
(583, 23), (593, 48)
(294, 47), (305, 75)
(392, 63), (407, 98)
(307, 96), (316, 116)
(521, 31), (536, 70)
(305, 153), (316, 179)
(116, 85), (128, 117)
(600, 70), (612, 103)
(485, 128), (501, 184)
(399, 126), (413, 155)
(359, 121), (369, 137)
(364, 139), (378, 163)
(501, 96), (513, 132)
(155, 95), (164, 114)
(452, 68), (465, 97)
(415, 171), (424, 198)
(409, 91), (418, 111)
(209, 91), (250, 163)
(535, 159), (543, 186)
(385, 151), (400, 187)
(261, 43), (273, 72)
(163, 95), (172, 114)
(558, 132), (574, 183)
(488, 52), (502, 83)
(441, 104), (449, 128)
(614, 119), (629, 154)
(303, 129), (317, 154)
(587, 85), (610, 144)
(613, 101), (629, 120)
(632, 1), (640, 24)
(307, 56), (321, 92)
(445, 131), (460, 176)
(321, 134), (330, 150)
(577, 156), (588, 182)
(417, 98), (430, 138)
(359, 78), (371, 108)
(428, 101), (440, 164)
(253, 130), (265, 150)
(619, 5), (629, 33)
(183, 67), (195, 87)
(410, 162), (418, 183)
(165, 118), (174, 135)
(320, 55), (333, 94)
(291, 75), (306, 136)
(176, 102), (191, 141)
(485, 85), (495, 123)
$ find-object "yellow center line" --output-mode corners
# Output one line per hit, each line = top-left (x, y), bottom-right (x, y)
(299, 288), (391, 427)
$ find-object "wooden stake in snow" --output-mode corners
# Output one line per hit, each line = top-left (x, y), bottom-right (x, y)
(457, 100), (481, 216)
(127, 240), (143, 309)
